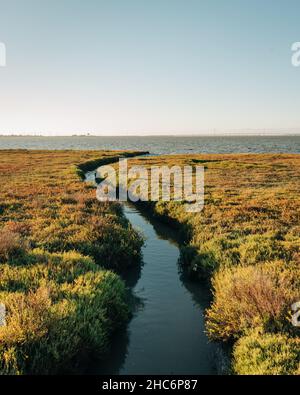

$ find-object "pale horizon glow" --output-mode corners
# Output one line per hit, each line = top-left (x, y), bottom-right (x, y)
(1, 130), (300, 137)
(1, 0), (300, 136)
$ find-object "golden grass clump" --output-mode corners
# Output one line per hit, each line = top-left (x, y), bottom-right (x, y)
(233, 330), (300, 375)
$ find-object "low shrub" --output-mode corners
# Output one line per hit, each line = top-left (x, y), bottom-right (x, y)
(32, 216), (143, 271)
(181, 237), (241, 278)
(233, 330), (300, 375)
(239, 235), (291, 266)
(0, 250), (129, 374)
(206, 262), (300, 340)
(0, 230), (27, 263)
(85, 216), (144, 270)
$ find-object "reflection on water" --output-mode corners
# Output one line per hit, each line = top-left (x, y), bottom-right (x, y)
(90, 202), (221, 375)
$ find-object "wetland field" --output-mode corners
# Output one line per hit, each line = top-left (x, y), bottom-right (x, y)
(0, 149), (299, 375)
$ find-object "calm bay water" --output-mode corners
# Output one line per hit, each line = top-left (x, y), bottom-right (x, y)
(0, 135), (300, 154)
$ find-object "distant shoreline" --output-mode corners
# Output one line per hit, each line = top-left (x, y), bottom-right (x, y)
(0, 134), (300, 138)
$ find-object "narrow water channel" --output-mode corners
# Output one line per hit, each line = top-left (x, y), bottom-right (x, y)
(86, 171), (221, 375)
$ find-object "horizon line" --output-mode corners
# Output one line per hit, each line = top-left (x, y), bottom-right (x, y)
(0, 132), (300, 137)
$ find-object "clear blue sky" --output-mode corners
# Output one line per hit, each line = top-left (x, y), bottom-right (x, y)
(0, 0), (300, 135)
